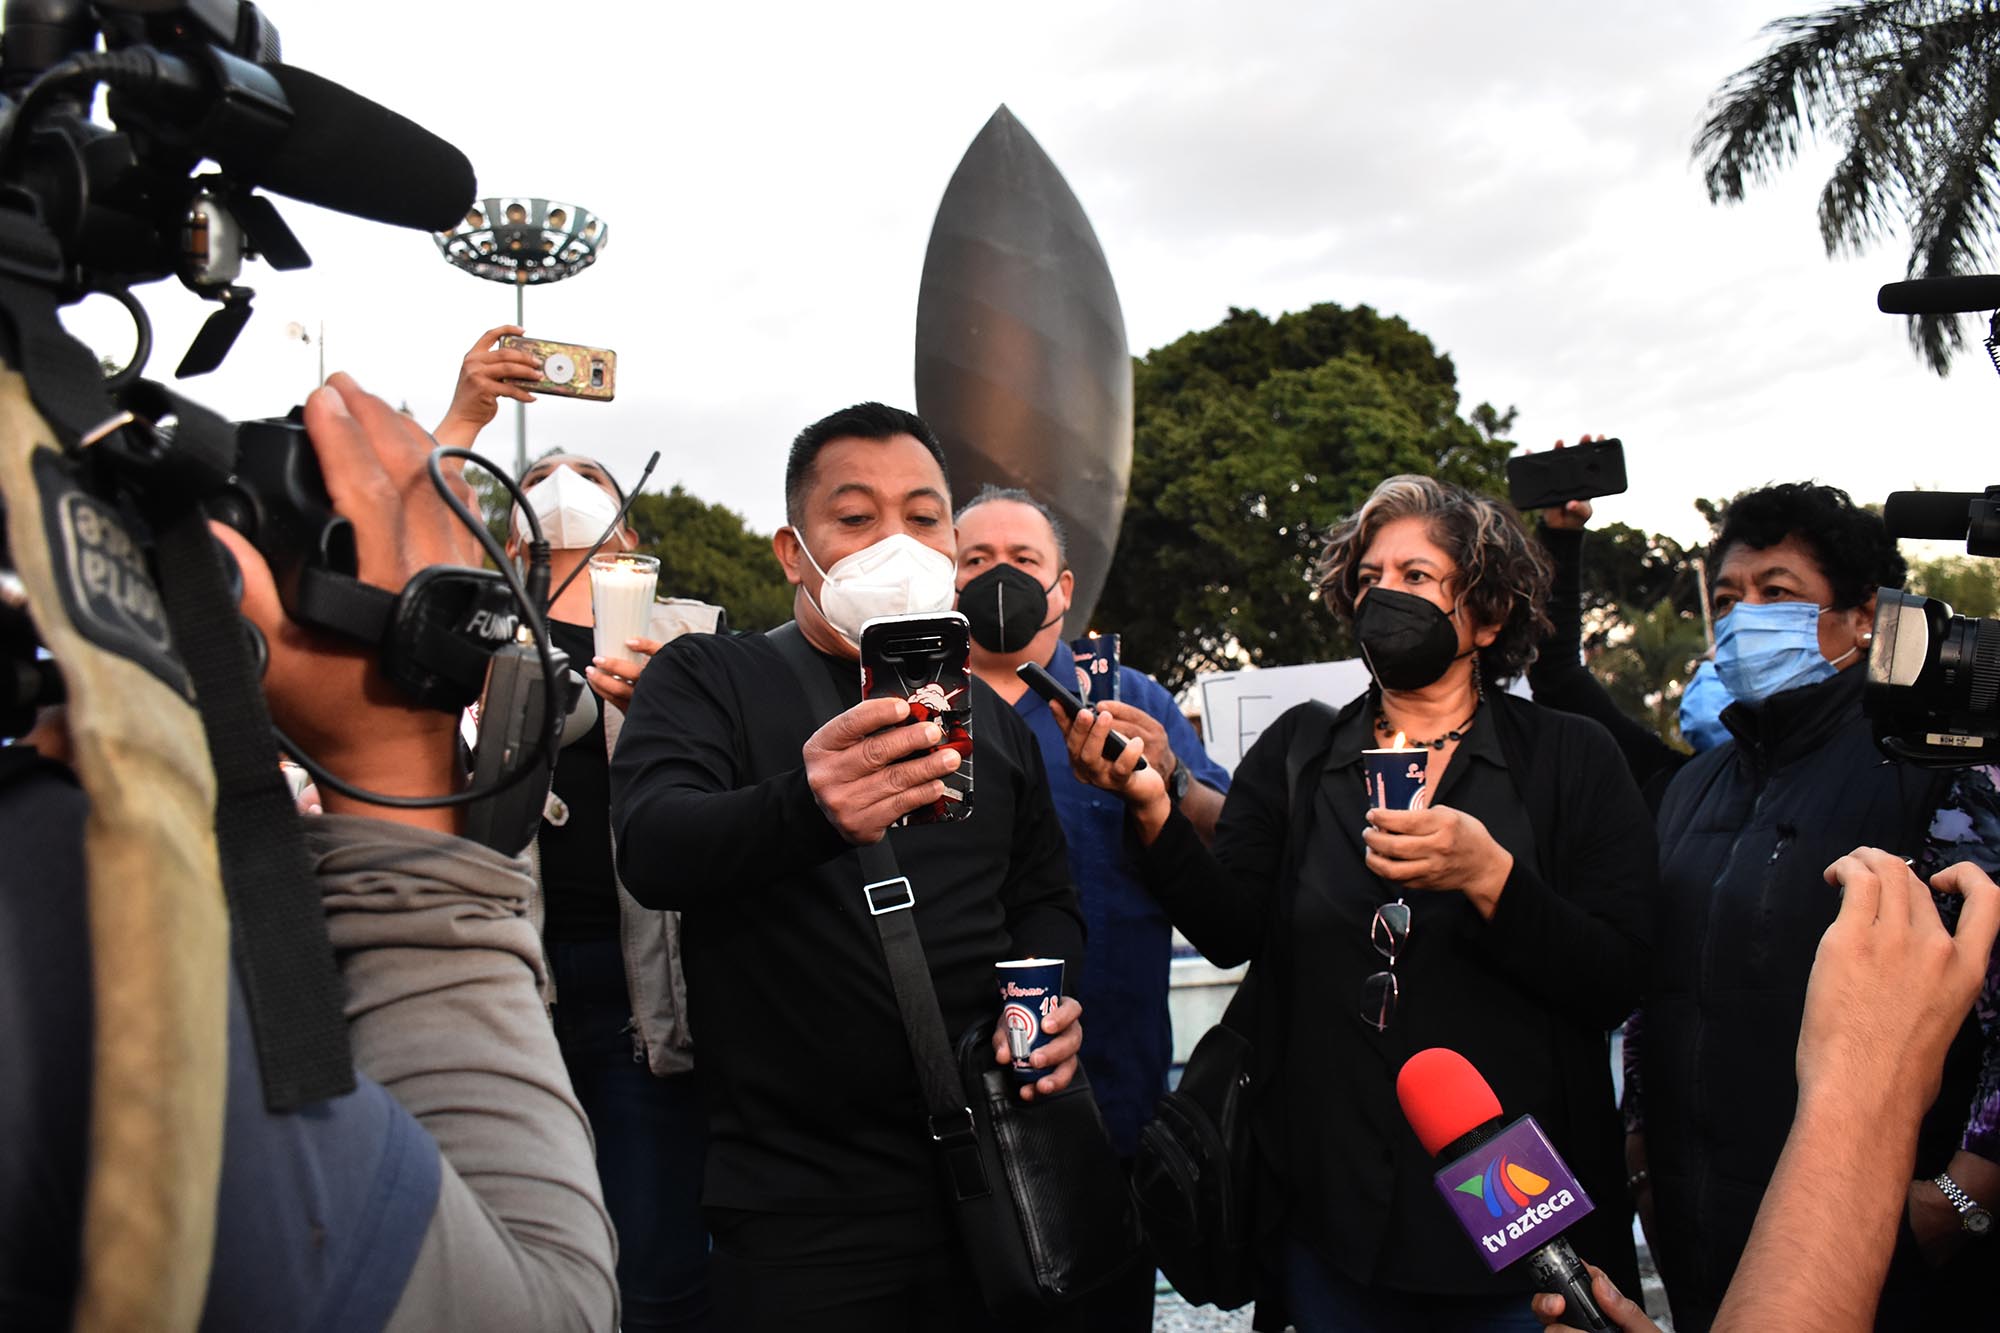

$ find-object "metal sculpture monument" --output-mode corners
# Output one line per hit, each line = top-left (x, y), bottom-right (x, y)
(915, 106), (1133, 635)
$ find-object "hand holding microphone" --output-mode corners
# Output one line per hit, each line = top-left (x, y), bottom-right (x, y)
(1396, 1048), (1616, 1332)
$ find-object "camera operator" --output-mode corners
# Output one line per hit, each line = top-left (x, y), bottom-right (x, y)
(1, 374), (617, 1331)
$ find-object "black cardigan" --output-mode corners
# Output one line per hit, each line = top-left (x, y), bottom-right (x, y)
(1136, 689), (1654, 1302)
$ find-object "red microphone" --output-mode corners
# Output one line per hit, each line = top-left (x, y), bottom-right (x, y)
(1397, 1049), (1613, 1331)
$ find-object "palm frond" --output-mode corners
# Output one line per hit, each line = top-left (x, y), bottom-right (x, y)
(1903, 31), (2000, 372)
(1696, 2), (1917, 204)
(1815, 14), (1976, 252)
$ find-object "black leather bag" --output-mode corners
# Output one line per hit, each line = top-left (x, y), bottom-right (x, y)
(1131, 978), (1259, 1309)
(951, 1023), (1145, 1312)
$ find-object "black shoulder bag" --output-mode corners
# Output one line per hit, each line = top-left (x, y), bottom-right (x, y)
(1131, 700), (1339, 1311)
(767, 623), (1143, 1313)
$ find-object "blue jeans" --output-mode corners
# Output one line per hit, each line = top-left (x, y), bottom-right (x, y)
(548, 936), (712, 1333)
(1286, 1238), (1543, 1333)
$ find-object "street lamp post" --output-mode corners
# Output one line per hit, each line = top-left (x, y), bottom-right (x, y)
(434, 196), (610, 476)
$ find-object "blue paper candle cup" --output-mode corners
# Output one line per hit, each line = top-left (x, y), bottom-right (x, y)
(995, 958), (1065, 1085)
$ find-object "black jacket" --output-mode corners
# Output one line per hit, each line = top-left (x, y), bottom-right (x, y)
(1136, 689), (1653, 1303)
(1642, 667), (1965, 1333)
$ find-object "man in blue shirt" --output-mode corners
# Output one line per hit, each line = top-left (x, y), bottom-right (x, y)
(954, 486), (1231, 1331)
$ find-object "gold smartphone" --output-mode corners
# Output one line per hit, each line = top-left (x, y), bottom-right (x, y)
(497, 334), (617, 402)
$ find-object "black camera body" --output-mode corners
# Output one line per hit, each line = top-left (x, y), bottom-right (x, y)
(1866, 486), (2000, 766)
(0, 0), (562, 853)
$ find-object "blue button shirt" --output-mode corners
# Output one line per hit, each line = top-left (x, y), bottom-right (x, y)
(1016, 640), (1232, 1156)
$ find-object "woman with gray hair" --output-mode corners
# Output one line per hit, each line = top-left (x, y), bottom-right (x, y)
(1057, 474), (1656, 1331)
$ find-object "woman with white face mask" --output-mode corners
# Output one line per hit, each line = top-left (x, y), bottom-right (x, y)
(1636, 482), (2000, 1333)
(501, 452), (726, 1333)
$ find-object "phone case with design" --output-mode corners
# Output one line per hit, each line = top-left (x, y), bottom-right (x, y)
(859, 612), (973, 824)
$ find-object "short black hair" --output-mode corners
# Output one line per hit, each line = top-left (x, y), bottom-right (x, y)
(784, 402), (947, 525)
(1710, 481), (1906, 609)
(954, 485), (1070, 569)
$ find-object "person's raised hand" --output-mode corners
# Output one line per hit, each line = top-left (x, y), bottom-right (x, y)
(1807, 850), (2000, 1116)
(801, 697), (962, 844)
(1530, 1263), (1660, 1332)
(1052, 702), (1170, 840)
(990, 996), (1084, 1102)
(1364, 805), (1515, 918)
(586, 634), (665, 709)
(433, 324), (541, 447)
(211, 373), (480, 832)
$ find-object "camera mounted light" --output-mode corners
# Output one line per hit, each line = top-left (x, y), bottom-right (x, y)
(432, 195), (608, 287)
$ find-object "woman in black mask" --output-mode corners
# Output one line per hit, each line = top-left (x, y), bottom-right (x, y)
(1056, 474), (1657, 1332)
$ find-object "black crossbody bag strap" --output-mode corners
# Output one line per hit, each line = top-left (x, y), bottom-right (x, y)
(766, 622), (990, 1202)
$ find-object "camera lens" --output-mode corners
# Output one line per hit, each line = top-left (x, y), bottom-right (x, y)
(1939, 615), (2000, 715)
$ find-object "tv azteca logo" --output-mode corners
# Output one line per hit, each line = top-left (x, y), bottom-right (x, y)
(1456, 1151), (1579, 1252)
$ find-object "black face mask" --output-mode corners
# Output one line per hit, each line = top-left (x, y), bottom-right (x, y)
(1352, 587), (1463, 690)
(958, 564), (1060, 654)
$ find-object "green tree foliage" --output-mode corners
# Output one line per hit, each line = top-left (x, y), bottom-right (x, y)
(1592, 596), (1711, 747)
(1575, 522), (1705, 651)
(1695, 2), (2000, 373)
(627, 485), (793, 631)
(1095, 304), (1517, 692)
(1908, 552), (2000, 615)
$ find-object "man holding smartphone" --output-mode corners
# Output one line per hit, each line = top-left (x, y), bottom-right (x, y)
(609, 403), (1086, 1332)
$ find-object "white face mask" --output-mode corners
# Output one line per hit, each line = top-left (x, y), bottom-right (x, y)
(795, 531), (957, 648)
(515, 464), (622, 549)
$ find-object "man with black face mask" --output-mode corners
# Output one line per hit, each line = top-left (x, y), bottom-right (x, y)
(956, 485), (1231, 1333)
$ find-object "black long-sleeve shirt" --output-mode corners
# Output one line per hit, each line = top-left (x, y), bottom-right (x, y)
(609, 626), (1084, 1216)
(1526, 527), (1687, 810)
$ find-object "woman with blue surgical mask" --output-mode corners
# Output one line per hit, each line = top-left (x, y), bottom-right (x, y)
(1636, 483), (2000, 1333)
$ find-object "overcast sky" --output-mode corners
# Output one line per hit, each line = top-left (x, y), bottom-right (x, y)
(56, 1), (2000, 552)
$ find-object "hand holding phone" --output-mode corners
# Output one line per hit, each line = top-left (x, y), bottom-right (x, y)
(496, 334), (617, 402)
(1506, 436), (1625, 512)
(860, 613), (975, 825)
(1017, 661), (1148, 772)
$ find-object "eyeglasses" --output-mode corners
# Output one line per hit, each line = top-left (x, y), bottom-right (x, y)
(1360, 898), (1411, 1032)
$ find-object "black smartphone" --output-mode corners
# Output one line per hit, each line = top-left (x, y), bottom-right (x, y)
(1506, 438), (1627, 511)
(1016, 661), (1148, 771)
(859, 612), (973, 824)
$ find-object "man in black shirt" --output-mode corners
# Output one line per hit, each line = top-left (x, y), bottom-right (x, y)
(610, 403), (1086, 1332)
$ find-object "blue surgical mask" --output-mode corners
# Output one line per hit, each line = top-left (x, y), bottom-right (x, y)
(1713, 601), (1855, 704)
(1677, 658), (1734, 751)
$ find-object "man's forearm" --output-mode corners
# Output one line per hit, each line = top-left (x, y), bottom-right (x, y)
(1713, 1096), (1921, 1333)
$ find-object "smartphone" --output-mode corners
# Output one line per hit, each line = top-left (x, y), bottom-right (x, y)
(1506, 438), (1626, 511)
(497, 334), (617, 401)
(1069, 633), (1120, 705)
(1017, 661), (1148, 771)
(859, 612), (974, 824)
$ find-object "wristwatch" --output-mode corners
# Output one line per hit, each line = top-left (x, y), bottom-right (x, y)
(1934, 1173), (1994, 1236)
(1168, 762), (1191, 804)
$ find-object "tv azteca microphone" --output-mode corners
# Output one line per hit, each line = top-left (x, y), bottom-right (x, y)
(1396, 1048), (1614, 1332)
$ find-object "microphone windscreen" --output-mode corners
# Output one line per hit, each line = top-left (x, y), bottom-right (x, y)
(255, 64), (476, 232)
(1882, 490), (1982, 540)
(1877, 276), (2000, 315)
(1397, 1047), (1503, 1156)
